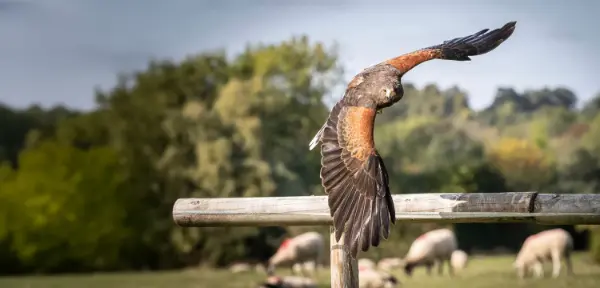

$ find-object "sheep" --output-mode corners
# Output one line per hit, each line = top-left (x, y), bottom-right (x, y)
(401, 228), (458, 277)
(450, 250), (468, 273)
(513, 228), (573, 279)
(358, 258), (377, 271)
(267, 231), (324, 277)
(255, 263), (267, 274)
(377, 257), (404, 272)
(292, 262), (316, 275)
(258, 276), (317, 288)
(358, 266), (400, 288)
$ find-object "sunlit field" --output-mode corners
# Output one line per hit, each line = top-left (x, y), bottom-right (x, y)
(1, 253), (598, 288)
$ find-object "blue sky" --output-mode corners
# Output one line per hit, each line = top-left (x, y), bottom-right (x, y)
(1, 0), (598, 111)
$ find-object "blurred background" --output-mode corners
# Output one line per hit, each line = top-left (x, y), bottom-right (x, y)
(1, 0), (599, 287)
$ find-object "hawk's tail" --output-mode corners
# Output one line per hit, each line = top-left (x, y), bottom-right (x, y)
(384, 21), (516, 74)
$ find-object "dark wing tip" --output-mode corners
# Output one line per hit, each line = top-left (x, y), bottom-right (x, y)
(498, 21), (517, 40)
(471, 21), (517, 53)
(430, 20), (517, 61)
(505, 21), (517, 29)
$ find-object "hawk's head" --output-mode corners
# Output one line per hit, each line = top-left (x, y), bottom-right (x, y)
(346, 64), (404, 111)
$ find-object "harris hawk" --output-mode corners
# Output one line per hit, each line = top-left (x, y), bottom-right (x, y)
(308, 21), (517, 258)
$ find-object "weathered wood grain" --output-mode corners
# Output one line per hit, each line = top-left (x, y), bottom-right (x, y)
(172, 192), (600, 227)
(330, 227), (358, 288)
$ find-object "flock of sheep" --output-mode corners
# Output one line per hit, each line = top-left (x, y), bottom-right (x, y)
(230, 228), (574, 288)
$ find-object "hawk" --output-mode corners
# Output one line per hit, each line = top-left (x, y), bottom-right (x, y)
(308, 21), (517, 258)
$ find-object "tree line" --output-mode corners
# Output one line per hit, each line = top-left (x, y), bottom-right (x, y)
(1, 35), (599, 274)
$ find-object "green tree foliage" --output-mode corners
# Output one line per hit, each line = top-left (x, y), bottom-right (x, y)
(580, 93), (600, 121)
(0, 141), (130, 273)
(162, 37), (340, 266)
(582, 113), (600, 157)
(478, 87), (577, 128)
(487, 137), (555, 190)
(0, 104), (77, 165)
(555, 149), (600, 194)
(375, 84), (471, 124)
(591, 228), (600, 264)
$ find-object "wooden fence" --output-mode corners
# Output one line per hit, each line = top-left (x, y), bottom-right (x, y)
(172, 192), (600, 287)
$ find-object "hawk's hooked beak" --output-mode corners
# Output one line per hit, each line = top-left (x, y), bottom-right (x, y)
(385, 88), (394, 99)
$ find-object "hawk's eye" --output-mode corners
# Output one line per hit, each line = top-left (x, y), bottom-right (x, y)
(382, 88), (394, 98)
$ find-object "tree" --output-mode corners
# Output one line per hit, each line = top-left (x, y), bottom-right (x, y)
(0, 140), (131, 272)
(52, 36), (342, 267)
(581, 93), (600, 121)
(164, 36), (341, 265)
(487, 137), (554, 190)
(581, 113), (600, 157)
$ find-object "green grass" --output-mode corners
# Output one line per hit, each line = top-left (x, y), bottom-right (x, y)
(0, 253), (599, 288)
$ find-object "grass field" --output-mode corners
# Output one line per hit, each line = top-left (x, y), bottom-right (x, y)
(1, 253), (598, 288)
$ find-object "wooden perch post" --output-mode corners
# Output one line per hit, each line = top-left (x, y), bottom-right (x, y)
(330, 227), (358, 288)
(172, 192), (600, 288)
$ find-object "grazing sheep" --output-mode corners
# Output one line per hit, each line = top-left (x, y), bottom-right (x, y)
(358, 258), (377, 271)
(402, 228), (458, 277)
(292, 262), (316, 275)
(267, 232), (324, 276)
(258, 276), (317, 288)
(229, 262), (252, 273)
(377, 257), (404, 272)
(450, 250), (468, 273)
(513, 228), (573, 279)
(358, 266), (400, 288)
(255, 263), (267, 274)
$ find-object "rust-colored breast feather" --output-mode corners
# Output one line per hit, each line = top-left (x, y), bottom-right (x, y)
(339, 107), (376, 162)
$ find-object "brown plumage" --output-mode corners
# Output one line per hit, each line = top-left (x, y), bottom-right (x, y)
(308, 21), (517, 258)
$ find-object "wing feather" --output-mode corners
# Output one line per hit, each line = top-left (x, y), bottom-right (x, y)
(319, 102), (395, 258)
(384, 21), (516, 74)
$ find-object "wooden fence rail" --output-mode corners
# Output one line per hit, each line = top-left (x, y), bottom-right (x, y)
(172, 192), (600, 288)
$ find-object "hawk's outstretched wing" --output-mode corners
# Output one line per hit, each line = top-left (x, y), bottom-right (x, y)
(319, 101), (395, 258)
(309, 21), (516, 151)
(384, 21), (516, 74)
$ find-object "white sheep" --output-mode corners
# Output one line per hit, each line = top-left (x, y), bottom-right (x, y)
(358, 266), (400, 288)
(358, 258), (377, 271)
(377, 257), (404, 272)
(401, 228), (458, 277)
(258, 275), (317, 288)
(513, 228), (573, 279)
(450, 250), (468, 273)
(255, 263), (267, 274)
(267, 232), (324, 276)
(292, 262), (316, 275)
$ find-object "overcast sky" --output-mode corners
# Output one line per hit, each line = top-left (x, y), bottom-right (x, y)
(1, 0), (598, 111)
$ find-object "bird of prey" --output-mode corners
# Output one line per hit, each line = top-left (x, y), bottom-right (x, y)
(308, 21), (517, 258)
